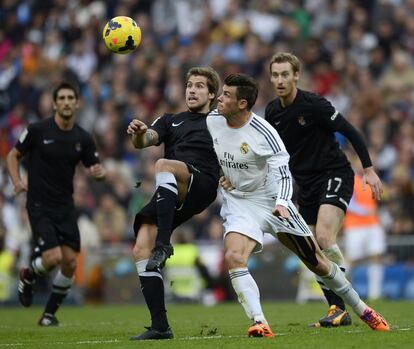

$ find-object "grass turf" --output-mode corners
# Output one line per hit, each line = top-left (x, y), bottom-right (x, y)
(0, 301), (412, 349)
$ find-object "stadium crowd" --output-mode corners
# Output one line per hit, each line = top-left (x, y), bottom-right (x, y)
(1, 0), (414, 302)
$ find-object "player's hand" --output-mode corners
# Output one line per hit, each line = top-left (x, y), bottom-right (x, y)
(13, 180), (27, 195)
(219, 176), (234, 191)
(362, 166), (383, 201)
(272, 205), (290, 219)
(89, 163), (106, 180)
(127, 119), (147, 135)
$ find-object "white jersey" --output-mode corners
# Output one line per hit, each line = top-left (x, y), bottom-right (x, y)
(207, 110), (292, 207)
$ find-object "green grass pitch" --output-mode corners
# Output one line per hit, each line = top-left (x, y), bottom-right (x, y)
(0, 301), (412, 349)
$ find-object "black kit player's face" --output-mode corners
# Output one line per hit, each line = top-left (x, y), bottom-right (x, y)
(185, 75), (214, 113)
(270, 62), (299, 99)
(54, 88), (78, 120)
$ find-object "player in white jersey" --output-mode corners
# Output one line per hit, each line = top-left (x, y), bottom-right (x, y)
(207, 73), (389, 337)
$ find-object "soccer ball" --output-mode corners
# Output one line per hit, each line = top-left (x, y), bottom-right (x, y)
(102, 16), (141, 54)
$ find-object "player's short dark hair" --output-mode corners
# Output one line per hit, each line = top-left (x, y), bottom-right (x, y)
(224, 73), (258, 110)
(186, 67), (221, 109)
(52, 81), (79, 102)
(269, 52), (300, 74)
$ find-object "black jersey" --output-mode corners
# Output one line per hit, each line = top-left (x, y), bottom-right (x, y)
(16, 117), (100, 208)
(150, 111), (220, 182)
(265, 89), (350, 185)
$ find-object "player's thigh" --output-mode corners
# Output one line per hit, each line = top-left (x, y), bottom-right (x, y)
(224, 232), (257, 261)
(220, 192), (264, 252)
(320, 168), (354, 210)
(175, 171), (217, 219)
(27, 206), (60, 253)
(315, 204), (345, 247)
(269, 202), (313, 238)
(56, 207), (81, 253)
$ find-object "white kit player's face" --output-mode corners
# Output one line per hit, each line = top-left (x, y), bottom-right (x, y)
(185, 75), (214, 113)
(54, 88), (78, 121)
(217, 85), (240, 119)
(270, 62), (299, 99)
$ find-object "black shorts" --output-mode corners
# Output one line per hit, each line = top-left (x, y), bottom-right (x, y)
(297, 167), (354, 225)
(27, 202), (81, 253)
(133, 169), (218, 235)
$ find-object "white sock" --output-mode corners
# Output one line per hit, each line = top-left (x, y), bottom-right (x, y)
(32, 257), (47, 276)
(229, 268), (267, 324)
(368, 263), (383, 300)
(321, 262), (366, 316)
(322, 244), (345, 269)
(52, 270), (73, 294)
(136, 259), (163, 280)
(316, 244), (346, 286)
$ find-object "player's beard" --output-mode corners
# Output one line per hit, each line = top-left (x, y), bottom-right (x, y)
(188, 102), (209, 114)
(57, 108), (75, 121)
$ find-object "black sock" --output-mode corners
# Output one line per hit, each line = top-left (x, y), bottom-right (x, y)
(44, 274), (72, 315)
(139, 273), (169, 331)
(44, 292), (68, 315)
(318, 281), (346, 311)
(155, 186), (177, 246)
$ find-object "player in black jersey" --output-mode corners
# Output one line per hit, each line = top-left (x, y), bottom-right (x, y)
(127, 67), (220, 340)
(6, 81), (106, 326)
(265, 52), (383, 328)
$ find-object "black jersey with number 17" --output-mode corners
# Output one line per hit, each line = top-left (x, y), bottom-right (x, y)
(150, 111), (220, 183)
(265, 89), (350, 185)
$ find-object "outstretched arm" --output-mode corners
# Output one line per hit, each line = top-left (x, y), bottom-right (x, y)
(6, 148), (27, 195)
(127, 119), (159, 149)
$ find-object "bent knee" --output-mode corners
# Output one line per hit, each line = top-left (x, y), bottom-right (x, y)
(155, 158), (173, 172)
(315, 233), (335, 249)
(224, 249), (246, 269)
(132, 243), (152, 261)
(43, 251), (63, 269)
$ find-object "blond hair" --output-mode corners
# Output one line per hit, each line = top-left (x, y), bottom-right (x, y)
(269, 52), (300, 74)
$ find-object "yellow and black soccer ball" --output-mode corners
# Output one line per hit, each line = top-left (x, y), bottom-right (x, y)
(102, 16), (141, 54)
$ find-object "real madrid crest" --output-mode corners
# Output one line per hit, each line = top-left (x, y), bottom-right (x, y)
(298, 116), (306, 126)
(76, 142), (81, 152)
(240, 142), (249, 154)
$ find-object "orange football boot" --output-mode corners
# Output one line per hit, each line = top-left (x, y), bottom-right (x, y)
(247, 321), (274, 338)
(360, 307), (390, 331)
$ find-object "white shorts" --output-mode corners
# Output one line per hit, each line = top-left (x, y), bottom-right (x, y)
(220, 189), (312, 252)
(343, 225), (386, 262)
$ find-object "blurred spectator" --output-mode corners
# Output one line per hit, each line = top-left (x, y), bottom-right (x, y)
(0, 223), (15, 302)
(93, 191), (128, 244)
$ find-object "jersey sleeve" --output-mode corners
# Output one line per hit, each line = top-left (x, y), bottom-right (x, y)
(15, 124), (36, 155)
(254, 120), (293, 206)
(149, 114), (169, 145)
(312, 95), (345, 131)
(81, 132), (100, 167)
